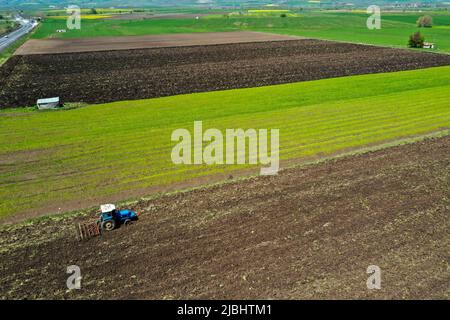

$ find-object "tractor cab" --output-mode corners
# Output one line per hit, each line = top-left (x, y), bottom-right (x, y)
(101, 210), (114, 220)
(97, 204), (138, 231)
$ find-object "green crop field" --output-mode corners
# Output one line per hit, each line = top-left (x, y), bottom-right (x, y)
(0, 21), (9, 35)
(0, 19), (18, 36)
(1, 66), (450, 220)
(32, 11), (450, 53)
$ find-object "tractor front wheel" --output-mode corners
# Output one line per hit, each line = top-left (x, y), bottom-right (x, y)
(101, 220), (116, 231)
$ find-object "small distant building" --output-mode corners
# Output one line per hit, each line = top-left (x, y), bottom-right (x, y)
(423, 42), (435, 49)
(56, 29), (66, 33)
(37, 97), (61, 110)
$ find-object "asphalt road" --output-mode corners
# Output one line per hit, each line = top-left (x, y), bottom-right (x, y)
(0, 17), (38, 53)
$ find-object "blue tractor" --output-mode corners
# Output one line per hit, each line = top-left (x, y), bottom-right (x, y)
(97, 204), (139, 231)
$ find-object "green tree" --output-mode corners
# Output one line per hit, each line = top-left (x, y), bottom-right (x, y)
(417, 15), (433, 28)
(5, 24), (13, 33)
(408, 32), (425, 48)
(90, 8), (98, 15)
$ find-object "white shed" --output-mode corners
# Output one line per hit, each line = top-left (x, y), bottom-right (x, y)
(37, 97), (61, 109)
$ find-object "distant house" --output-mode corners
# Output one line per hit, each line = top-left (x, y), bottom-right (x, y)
(37, 97), (61, 110)
(423, 42), (435, 49)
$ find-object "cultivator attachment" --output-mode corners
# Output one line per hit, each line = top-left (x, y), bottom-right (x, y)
(74, 204), (139, 240)
(76, 221), (100, 241)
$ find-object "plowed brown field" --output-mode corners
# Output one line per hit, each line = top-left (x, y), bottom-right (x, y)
(1, 136), (448, 299)
(2, 39), (450, 108)
(15, 31), (303, 54)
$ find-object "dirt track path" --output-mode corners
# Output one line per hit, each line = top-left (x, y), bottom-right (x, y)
(1, 136), (449, 299)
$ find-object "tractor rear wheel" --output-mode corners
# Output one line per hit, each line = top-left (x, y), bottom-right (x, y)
(101, 220), (116, 231)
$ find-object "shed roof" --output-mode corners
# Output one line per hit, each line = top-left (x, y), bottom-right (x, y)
(37, 97), (60, 104)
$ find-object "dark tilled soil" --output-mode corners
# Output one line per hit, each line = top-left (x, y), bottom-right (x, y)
(1, 39), (450, 108)
(1, 136), (449, 299)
